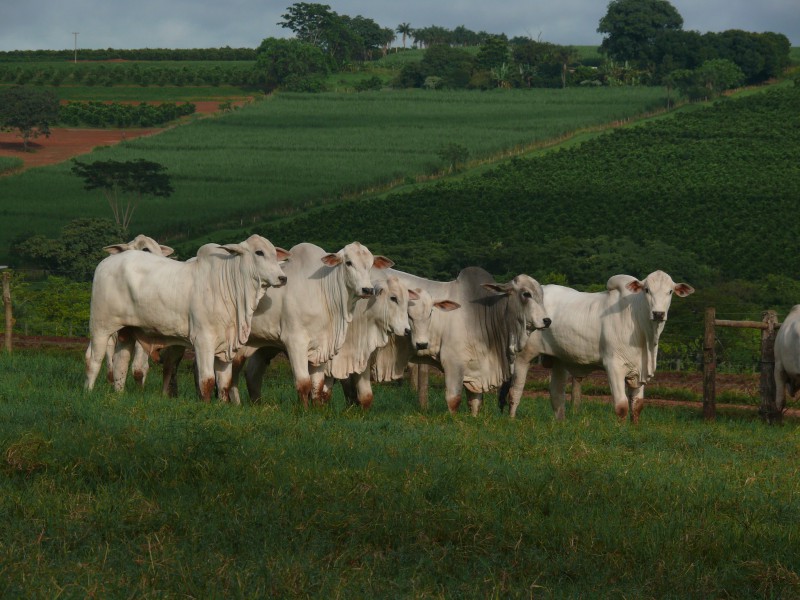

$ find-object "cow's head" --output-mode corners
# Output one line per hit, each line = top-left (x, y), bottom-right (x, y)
(320, 241), (393, 299)
(103, 234), (174, 257)
(371, 276), (415, 337)
(483, 274), (551, 333)
(407, 288), (460, 353)
(222, 234), (290, 289)
(625, 270), (694, 322)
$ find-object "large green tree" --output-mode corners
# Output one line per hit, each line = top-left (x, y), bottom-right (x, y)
(598, 0), (683, 66)
(396, 23), (413, 49)
(256, 37), (329, 91)
(0, 86), (60, 152)
(13, 218), (123, 281)
(71, 159), (173, 234)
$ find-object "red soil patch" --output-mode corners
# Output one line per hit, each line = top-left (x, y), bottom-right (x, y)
(0, 100), (243, 173)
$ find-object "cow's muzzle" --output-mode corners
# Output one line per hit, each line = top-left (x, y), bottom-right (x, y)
(652, 311), (666, 322)
(360, 287), (374, 298)
(415, 341), (429, 351)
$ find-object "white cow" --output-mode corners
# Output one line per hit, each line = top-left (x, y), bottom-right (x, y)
(774, 304), (800, 411)
(370, 267), (551, 415)
(84, 234), (289, 402)
(234, 241), (393, 407)
(338, 287), (461, 408)
(499, 271), (694, 422)
(317, 275), (417, 408)
(100, 234), (175, 387)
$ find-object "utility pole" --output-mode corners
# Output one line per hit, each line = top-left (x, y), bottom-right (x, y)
(72, 32), (79, 63)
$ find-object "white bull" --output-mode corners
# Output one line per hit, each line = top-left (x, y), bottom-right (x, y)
(85, 234), (289, 402)
(500, 271), (694, 422)
(370, 267), (551, 415)
(232, 241), (393, 407)
(774, 305), (800, 412)
(99, 234), (175, 387)
(338, 287), (461, 408)
(317, 275), (417, 408)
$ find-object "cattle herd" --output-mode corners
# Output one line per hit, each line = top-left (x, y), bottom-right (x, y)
(82, 233), (796, 422)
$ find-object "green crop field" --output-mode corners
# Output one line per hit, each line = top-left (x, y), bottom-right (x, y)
(0, 86), (668, 266)
(1, 349), (799, 598)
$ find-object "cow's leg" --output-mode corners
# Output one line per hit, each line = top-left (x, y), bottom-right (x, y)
(605, 363), (630, 420)
(112, 334), (135, 392)
(353, 370), (375, 409)
(285, 340), (313, 407)
(104, 335), (117, 384)
(627, 383), (645, 424)
(467, 391), (483, 416)
(225, 350), (249, 405)
(245, 347), (281, 403)
(443, 365), (464, 414)
(503, 344), (538, 418)
(215, 359), (236, 404)
(309, 365), (328, 405)
(340, 374), (360, 406)
(86, 327), (120, 391)
(775, 363), (787, 412)
(549, 362), (568, 421)
(131, 341), (150, 388)
(158, 346), (185, 398)
(193, 345), (216, 402)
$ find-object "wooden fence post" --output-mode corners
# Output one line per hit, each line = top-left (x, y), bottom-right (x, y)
(417, 364), (429, 410)
(703, 306), (716, 420)
(758, 310), (780, 424)
(2, 271), (11, 353)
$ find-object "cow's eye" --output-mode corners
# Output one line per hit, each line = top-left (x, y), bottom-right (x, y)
(345, 260), (353, 267)
(644, 287), (650, 294)
(522, 291), (532, 299)
(256, 250), (265, 257)
(390, 296), (399, 304)
(142, 248), (151, 252)
(669, 290), (673, 295)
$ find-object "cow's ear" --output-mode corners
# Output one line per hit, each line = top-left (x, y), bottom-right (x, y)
(221, 243), (245, 256)
(674, 283), (695, 297)
(626, 279), (645, 293)
(275, 247), (291, 261)
(321, 253), (341, 266)
(434, 300), (461, 311)
(372, 255), (394, 269)
(103, 243), (129, 255)
(159, 245), (175, 257)
(482, 282), (511, 295)
(407, 288), (420, 301)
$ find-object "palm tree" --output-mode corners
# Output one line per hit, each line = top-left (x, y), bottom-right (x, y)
(396, 23), (413, 49)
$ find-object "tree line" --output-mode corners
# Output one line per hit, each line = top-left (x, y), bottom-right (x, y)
(0, 47), (257, 62)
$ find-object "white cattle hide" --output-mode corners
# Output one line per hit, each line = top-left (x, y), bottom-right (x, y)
(774, 304), (800, 411)
(370, 267), (550, 415)
(237, 241), (393, 406)
(100, 234), (175, 387)
(501, 270), (694, 422)
(84, 234), (289, 402)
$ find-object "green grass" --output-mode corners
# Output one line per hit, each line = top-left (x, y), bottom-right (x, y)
(0, 86), (667, 264)
(1, 349), (799, 597)
(49, 85), (256, 102)
(0, 155), (23, 175)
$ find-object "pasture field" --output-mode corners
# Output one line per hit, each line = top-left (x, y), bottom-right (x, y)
(0, 156), (23, 175)
(0, 86), (668, 265)
(1, 349), (799, 598)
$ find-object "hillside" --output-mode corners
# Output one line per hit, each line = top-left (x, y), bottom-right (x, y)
(249, 84), (800, 290)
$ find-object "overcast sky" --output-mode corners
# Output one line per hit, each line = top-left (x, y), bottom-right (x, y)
(1, 0), (797, 52)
